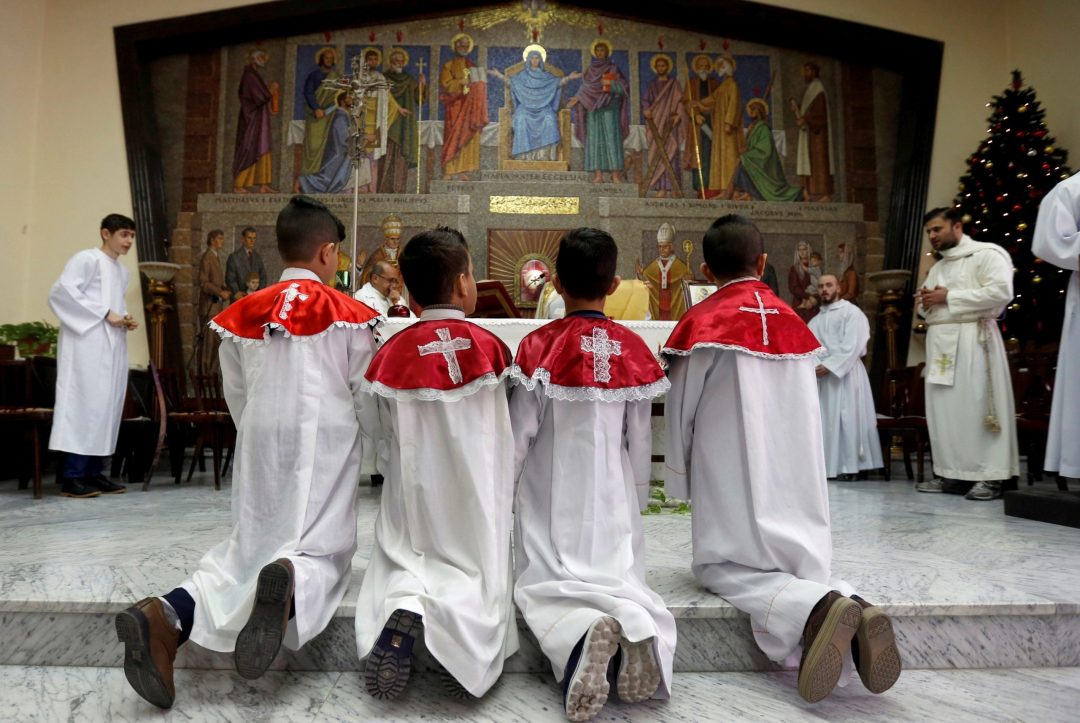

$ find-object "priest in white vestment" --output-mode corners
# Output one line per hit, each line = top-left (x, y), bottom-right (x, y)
(807, 274), (883, 479)
(1032, 171), (1080, 479)
(354, 228), (518, 701)
(48, 214), (138, 498)
(115, 197), (382, 710)
(664, 215), (900, 704)
(916, 208), (1018, 500)
(508, 228), (676, 721)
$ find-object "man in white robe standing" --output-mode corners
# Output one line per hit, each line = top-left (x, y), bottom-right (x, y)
(808, 273), (883, 480)
(114, 197), (382, 709)
(509, 228), (676, 721)
(1033, 171), (1080, 482)
(664, 214), (901, 703)
(355, 227), (518, 702)
(48, 213), (139, 498)
(915, 207), (1018, 500)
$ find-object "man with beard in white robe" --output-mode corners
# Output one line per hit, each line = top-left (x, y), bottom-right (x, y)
(808, 273), (883, 480)
(48, 213), (139, 498)
(1033, 171), (1080, 482)
(915, 207), (1018, 500)
(114, 196), (382, 709)
(664, 214), (901, 704)
(509, 228), (676, 722)
(355, 227), (518, 701)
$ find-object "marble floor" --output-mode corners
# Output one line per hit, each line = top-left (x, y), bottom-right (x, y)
(1, 470), (1079, 720)
(3, 666), (1079, 722)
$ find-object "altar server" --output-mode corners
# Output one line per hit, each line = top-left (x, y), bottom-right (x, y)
(48, 214), (139, 498)
(509, 228), (676, 721)
(115, 196), (382, 708)
(1032, 171), (1080, 481)
(354, 226), (518, 701)
(807, 273), (883, 479)
(663, 214), (900, 703)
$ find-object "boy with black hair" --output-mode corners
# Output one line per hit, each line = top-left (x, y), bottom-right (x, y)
(49, 213), (139, 498)
(354, 226), (519, 701)
(115, 196), (383, 708)
(663, 214), (901, 703)
(509, 228), (676, 721)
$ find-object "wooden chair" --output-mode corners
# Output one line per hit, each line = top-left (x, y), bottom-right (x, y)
(876, 363), (931, 483)
(0, 359), (53, 499)
(150, 367), (229, 491)
(1009, 353), (1062, 488)
(187, 371), (235, 491)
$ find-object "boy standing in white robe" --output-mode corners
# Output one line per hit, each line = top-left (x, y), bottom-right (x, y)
(1032, 171), (1080, 481)
(807, 273), (883, 479)
(663, 214), (901, 703)
(48, 213), (139, 498)
(509, 228), (676, 722)
(115, 196), (382, 709)
(355, 227), (518, 701)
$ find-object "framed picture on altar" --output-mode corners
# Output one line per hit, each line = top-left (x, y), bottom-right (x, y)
(683, 281), (718, 309)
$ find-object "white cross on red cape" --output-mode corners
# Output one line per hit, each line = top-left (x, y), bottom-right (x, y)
(365, 319), (512, 400)
(662, 279), (823, 359)
(511, 316), (670, 402)
(209, 279), (381, 344)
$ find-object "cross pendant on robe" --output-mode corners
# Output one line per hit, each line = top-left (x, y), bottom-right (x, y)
(580, 327), (622, 383)
(934, 353), (954, 376)
(418, 327), (472, 384)
(738, 291), (779, 346)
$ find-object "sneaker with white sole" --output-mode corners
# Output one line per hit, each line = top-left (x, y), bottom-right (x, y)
(965, 480), (1002, 501)
(563, 616), (621, 722)
(615, 636), (661, 703)
(915, 478), (945, 493)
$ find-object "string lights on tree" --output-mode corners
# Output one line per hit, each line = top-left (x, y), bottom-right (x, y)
(953, 70), (1072, 350)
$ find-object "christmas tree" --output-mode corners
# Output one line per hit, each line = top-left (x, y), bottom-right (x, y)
(953, 69), (1072, 352)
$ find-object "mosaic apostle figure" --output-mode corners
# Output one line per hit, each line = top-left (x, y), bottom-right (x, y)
(641, 53), (688, 198)
(439, 33), (487, 180)
(297, 47), (341, 191)
(233, 49), (278, 193)
(568, 38), (629, 184)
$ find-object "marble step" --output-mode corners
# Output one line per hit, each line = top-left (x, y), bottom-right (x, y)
(3, 478), (1079, 674)
(3, 665), (1078, 722)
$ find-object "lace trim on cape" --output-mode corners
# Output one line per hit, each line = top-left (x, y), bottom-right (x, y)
(362, 368), (510, 402)
(508, 365), (671, 402)
(209, 316), (383, 346)
(662, 341), (825, 361)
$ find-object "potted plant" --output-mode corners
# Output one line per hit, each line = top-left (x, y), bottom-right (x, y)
(0, 321), (59, 358)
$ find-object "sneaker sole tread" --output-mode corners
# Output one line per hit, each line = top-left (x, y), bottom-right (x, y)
(565, 616), (621, 722)
(363, 609), (423, 700)
(616, 637), (661, 703)
(856, 608), (902, 694)
(798, 598), (861, 704)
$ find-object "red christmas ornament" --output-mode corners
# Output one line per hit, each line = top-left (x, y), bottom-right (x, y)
(996, 195), (1005, 203)
(1012, 204), (1022, 212)
(1042, 162), (1051, 171)
(1034, 129), (1048, 138)
(1016, 131), (1026, 138)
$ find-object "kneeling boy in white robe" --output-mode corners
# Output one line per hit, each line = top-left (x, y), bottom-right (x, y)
(115, 196), (382, 709)
(354, 227), (518, 700)
(807, 273), (883, 479)
(663, 214), (901, 703)
(509, 228), (677, 722)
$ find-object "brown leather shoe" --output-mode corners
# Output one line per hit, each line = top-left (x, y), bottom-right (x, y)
(797, 591), (861, 703)
(115, 597), (179, 708)
(851, 595), (902, 693)
(234, 558), (295, 680)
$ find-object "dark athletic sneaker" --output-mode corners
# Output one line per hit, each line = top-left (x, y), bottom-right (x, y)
(234, 558), (295, 680)
(797, 591), (861, 703)
(363, 609), (423, 700)
(851, 595), (902, 694)
(59, 477), (101, 498)
(563, 616), (621, 721)
(87, 474), (127, 494)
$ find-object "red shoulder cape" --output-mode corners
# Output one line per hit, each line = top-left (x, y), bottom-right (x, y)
(365, 318), (512, 400)
(210, 279), (381, 343)
(511, 316), (669, 401)
(662, 278), (823, 359)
